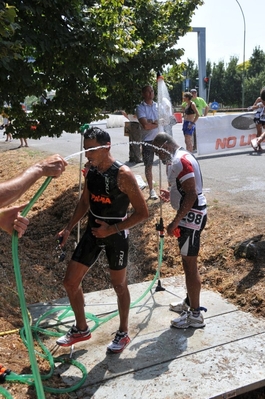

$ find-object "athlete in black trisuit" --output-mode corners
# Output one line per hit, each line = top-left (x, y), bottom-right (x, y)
(56, 127), (148, 353)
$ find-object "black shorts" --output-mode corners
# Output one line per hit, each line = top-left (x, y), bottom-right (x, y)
(142, 141), (155, 166)
(177, 214), (207, 257)
(71, 226), (129, 270)
(254, 117), (265, 126)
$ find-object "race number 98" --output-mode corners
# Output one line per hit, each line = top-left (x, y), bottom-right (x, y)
(187, 211), (203, 226)
(179, 208), (205, 231)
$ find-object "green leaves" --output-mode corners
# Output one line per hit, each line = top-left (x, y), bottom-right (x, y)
(0, 0), (203, 135)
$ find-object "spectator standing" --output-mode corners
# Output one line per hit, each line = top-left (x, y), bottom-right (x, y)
(19, 137), (29, 148)
(182, 92), (199, 153)
(3, 116), (12, 142)
(190, 89), (209, 117)
(182, 89), (209, 151)
(249, 88), (265, 152)
(136, 85), (159, 199)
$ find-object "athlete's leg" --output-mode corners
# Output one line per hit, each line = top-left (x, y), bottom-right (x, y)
(256, 123), (262, 138)
(255, 123), (263, 150)
(110, 268), (130, 333)
(177, 216), (206, 310)
(181, 255), (201, 310)
(184, 134), (193, 153)
(143, 143), (155, 191)
(63, 260), (89, 330)
(193, 128), (197, 151)
(183, 121), (194, 153)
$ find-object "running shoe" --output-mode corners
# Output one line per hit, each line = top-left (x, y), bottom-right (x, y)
(56, 325), (91, 347)
(107, 331), (131, 353)
(171, 311), (205, 329)
(169, 298), (190, 313)
(150, 189), (158, 200)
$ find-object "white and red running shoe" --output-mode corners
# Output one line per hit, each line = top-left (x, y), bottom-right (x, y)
(107, 331), (131, 353)
(56, 325), (91, 347)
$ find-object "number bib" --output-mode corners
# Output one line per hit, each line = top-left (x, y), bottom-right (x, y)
(178, 207), (206, 231)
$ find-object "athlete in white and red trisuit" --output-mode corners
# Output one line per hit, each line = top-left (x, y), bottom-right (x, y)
(153, 132), (207, 329)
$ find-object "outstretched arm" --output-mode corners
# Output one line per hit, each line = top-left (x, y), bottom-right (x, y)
(0, 154), (67, 208)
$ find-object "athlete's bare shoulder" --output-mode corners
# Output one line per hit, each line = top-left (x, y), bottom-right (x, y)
(117, 164), (139, 193)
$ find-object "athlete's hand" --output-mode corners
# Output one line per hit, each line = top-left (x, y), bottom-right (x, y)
(57, 229), (70, 247)
(167, 221), (178, 237)
(92, 219), (111, 238)
(159, 189), (170, 202)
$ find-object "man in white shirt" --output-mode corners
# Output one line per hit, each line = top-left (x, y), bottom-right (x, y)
(136, 85), (159, 199)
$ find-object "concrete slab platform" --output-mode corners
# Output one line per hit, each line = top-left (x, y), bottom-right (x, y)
(29, 277), (265, 399)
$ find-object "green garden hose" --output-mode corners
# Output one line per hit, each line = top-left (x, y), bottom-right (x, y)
(6, 148), (164, 398)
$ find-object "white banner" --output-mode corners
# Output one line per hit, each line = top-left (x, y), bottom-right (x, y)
(196, 113), (257, 156)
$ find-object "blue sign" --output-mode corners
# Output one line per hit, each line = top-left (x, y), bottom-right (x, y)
(210, 101), (219, 110)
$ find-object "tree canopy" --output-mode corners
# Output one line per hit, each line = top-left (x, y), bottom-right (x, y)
(0, 0), (203, 138)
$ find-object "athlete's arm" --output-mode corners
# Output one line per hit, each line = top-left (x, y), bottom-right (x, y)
(0, 155), (67, 208)
(252, 97), (262, 108)
(116, 166), (149, 230)
(191, 103), (200, 123)
(95, 165), (149, 237)
(58, 182), (90, 246)
(167, 177), (197, 236)
(203, 104), (209, 116)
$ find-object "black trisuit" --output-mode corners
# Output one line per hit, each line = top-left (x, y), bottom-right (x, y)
(72, 161), (130, 270)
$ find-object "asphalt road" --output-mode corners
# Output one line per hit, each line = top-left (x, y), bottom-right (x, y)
(1, 123), (264, 215)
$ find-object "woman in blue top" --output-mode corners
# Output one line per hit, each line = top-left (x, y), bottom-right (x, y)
(182, 92), (199, 153)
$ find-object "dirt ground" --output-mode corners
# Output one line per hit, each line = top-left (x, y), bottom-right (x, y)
(0, 148), (265, 398)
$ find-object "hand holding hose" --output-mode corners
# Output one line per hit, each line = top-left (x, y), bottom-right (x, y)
(37, 154), (68, 178)
(0, 204), (29, 237)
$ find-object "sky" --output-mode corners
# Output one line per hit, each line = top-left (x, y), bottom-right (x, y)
(177, 0), (263, 65)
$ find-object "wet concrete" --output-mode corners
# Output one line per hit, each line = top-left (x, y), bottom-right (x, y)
(29, 276), (265, 399)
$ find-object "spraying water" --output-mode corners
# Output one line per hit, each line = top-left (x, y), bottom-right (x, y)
(157, 72), (176, 136)
(65, 141), (170, 162)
